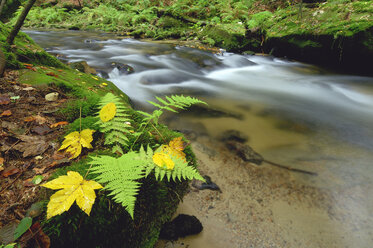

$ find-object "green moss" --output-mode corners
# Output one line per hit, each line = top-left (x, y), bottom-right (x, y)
(0, 22), (65, 69)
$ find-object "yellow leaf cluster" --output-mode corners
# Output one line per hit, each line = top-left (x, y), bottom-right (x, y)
(99, 102), (116, 122)
(59, 129), (95, 159)
(152, 137), (186, 170)
(42, 171), (103, 219)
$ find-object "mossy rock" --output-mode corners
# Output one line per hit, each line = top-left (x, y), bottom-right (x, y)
(42, 126), (196, 247)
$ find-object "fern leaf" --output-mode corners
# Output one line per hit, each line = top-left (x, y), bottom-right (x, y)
(96, 93), (138, 153)
(89, 153), (145, 218)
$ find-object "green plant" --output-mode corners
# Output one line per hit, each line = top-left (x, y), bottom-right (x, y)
(95, 93), (136, 154)
(137, 95), (207, 126)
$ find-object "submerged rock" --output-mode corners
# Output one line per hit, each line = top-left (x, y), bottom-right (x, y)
(219, 129), (249, 143)
(226, 141), (263, 165)
(69, 61), (96, 75)
(109, 62), (134, 75)
(159, 214), (203, 241)
(192, 175), (222, 192)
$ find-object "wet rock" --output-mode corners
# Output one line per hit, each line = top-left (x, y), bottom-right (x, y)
(222, 54), (257, 67)
(219, 129), (249, 143)
(226, 141), (263, 165)
(69, 61), (97, 75)
(45, 92), (59, 102)
(192, 175), (221, 192)
(96, 70), (109, 79)
(109, 62), (134, 75)
(159, 214), (203, 241)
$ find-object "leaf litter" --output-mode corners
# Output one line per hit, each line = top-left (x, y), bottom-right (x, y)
(0, 69), (73, 244)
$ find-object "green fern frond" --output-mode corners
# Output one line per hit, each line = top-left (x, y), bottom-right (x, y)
(138, 95), (207, 127)
(96, 93), (137, 154)
(88, 152), (145, 218)
(151, 95), (207, 113)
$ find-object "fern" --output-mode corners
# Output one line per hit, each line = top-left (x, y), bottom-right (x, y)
(88, 152), (144, 219)
(139, 145), (205, 183)
(138, 95), (207, 126)
(88, 144), (204, 218)
(96, 93), (135, 154)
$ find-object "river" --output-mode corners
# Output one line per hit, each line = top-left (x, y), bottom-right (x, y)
(26, 30), (373, 247)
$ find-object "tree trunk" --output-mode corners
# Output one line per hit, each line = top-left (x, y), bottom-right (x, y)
(0, 0), (7, 18)
(6, 0), (36, 45)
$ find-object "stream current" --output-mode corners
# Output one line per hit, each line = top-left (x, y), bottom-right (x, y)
(26, 30), (373, 247)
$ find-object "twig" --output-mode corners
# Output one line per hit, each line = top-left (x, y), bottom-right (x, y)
(263, 159), (318, 176)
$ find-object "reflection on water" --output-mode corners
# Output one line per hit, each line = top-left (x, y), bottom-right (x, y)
(26, 30), (373, 247)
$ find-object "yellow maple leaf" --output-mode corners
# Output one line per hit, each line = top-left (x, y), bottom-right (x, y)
(153, 152), (175, 170)
(169, 137), (184, 151)
(59, 129), (95, 159)
(165, 137), (186, 161)
(42, 171), (103, 219)
(99, 102), (116, 122)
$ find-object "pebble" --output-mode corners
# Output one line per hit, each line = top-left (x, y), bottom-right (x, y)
(45, 92), (59, 101)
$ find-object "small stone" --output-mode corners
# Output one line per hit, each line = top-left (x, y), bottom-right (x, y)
(22, 87), (35, 91)
(45, 92), (59, 101)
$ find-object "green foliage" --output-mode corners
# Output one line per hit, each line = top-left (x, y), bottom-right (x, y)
(88, 144), (204, 218)
(89, 152), (145, 218)
(95, 93), (136, 154)
(138, 95), (207, 126)
(14, 217), (32, 240)
(247, 11), (273, 30)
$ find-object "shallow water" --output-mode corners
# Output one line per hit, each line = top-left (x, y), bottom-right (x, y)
(26, 30), (373, 247)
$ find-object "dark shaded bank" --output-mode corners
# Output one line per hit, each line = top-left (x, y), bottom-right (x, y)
(245, 28), (373, 76)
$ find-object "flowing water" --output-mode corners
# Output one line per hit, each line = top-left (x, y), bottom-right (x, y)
(26, 30), (373, 247)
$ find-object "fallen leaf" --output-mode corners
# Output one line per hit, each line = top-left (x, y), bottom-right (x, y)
(24, 116), (36, 122)
(14, 217), (32, 240)
(58, 129), (95, 159)
(46, 72), (58, 78)
(32, 175), (44, 185)
(32, 125), (52, 135)
(34, 115), (47, 124)
(0, 157), (4, 165)
(0, 96), (10, 105)
(33, 167), (45, 174)
(23, 63), (33, 67)
(50, 121), (68, 128)
(14, 135), (49, 157)
(42, 171), (103, 219)
(40, 66), (48, 70)
(10, 96), (20, 101)
(23, 178), (34, 187)
(99, 102), (116, 122)
(48, 158), (70, 168)
(2, 165), (20, 177)
(1, 110), (12, 116)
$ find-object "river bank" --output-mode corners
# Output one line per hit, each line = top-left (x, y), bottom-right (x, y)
(10, 0), (373, 75)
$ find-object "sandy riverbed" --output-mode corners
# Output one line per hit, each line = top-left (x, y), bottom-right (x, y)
(156, 134), (373, 248)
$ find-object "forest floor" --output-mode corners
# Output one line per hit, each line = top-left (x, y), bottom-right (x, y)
(0, 68), (73, 246)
